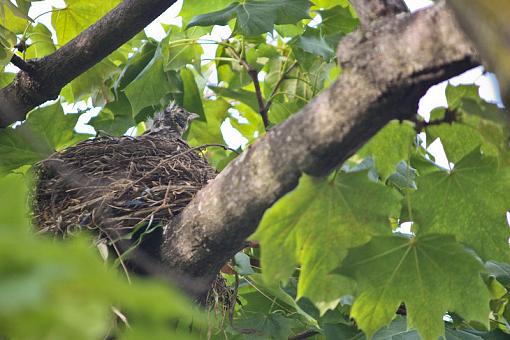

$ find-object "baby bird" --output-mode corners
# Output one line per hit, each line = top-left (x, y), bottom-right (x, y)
(145, 103), (199, 138)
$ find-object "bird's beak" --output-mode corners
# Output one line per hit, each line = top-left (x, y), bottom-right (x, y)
(190, 112), (200, 121)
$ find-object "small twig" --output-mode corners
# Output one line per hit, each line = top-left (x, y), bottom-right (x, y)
(228, 272), (239, 324)
(199, 143), (240, 155)
(412, 108), (458, 132)
(288, 329), (320, 340)
(10, 54), (35, 74)
(264, 61), (299, 113)
(105, 233), (132, 284)
(248, 69), (270, 128)
(225, 46), (270, 129)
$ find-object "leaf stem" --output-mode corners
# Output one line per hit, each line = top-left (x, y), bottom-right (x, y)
(264, 61), (298, 113)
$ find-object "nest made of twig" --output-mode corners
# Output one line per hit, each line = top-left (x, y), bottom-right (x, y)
(32, 134), (216, 243)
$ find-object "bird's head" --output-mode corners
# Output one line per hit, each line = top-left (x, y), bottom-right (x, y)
(149, 103), (199, 137)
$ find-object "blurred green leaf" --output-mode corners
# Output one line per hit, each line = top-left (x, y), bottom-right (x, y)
(0, 24), (16, 67)
(0, 102), (90, 174)
(317, 5), (359, 35)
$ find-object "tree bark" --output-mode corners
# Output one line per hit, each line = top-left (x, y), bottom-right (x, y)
(0, 0), (177, 128)
(351, 0), (408, 26)
(161, 1), (478, 297)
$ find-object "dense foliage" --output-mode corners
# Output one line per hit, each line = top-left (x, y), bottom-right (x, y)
(1, 0), (510, 339)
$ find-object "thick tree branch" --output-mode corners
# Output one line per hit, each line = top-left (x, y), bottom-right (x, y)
(162, 2), (478, 297)
(0, 0), (177, 128)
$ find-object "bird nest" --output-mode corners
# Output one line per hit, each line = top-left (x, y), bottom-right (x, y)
(32, 134), (216, 246)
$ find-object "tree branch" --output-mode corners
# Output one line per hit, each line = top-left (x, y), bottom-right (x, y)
(10, 54), (34, 74)
(411, 108), (458, 132)
(0, 0), (178, 128)
(161, 2), (478, 298)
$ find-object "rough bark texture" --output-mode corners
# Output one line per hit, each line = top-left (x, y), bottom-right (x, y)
(162, 2), (478, 297)
(351, 0), (409, 26)
(0, 0), (177, 128)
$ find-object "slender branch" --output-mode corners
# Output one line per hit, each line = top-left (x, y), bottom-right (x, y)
(225, 46), (270, 129)
(0, 0), (178, 128)
(411, 108), (458, 132)
(10, 54), (34, 74)
(248, 69), (270, 128)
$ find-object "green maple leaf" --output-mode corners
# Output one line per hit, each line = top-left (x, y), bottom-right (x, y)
(114, 38), (158, 92)
(24, 24), (56, 59)
(124, 48), (177, 115)
(52, 0), (121, 45)
(209, 85), (259, 113)
(360, 120), (417, 180)
(312, 0), (350, 9)
(180, 68), (205, 120)
(338, 234), (490, 340)
(253, 171), (401, 313)
(179, 0), (233, 26)
(427, 84), (509, 163)
(0, 103), (89, 174)
(426, 123), (488, 163)
(1, 0), (32, 34)
(235, 313), (302, 339)
(317, 5), (359, 35)
(89, 93), (135, 136)
(162, 26), (207, 72)
(187, 99), (229, 146)
(69, 59), (118, 105)
(410, 148), (510, 262)
(0, 25), (16, 67)
(293, 27), (337, 60)
(187, 0), (311, 36)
